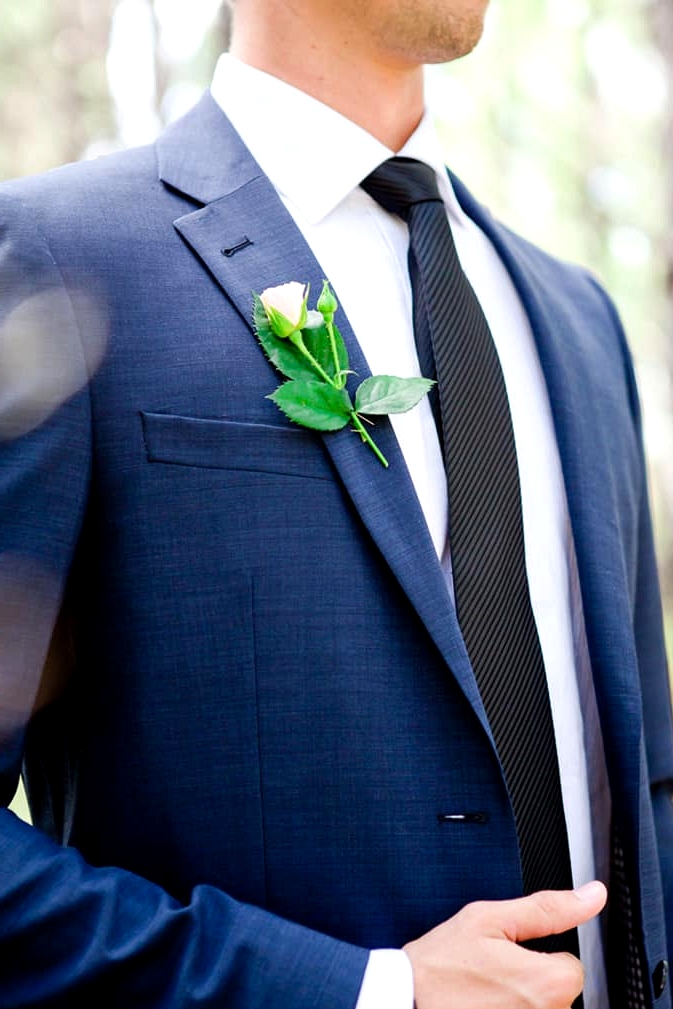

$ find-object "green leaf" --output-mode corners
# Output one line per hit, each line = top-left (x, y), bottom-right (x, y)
(253, 295), (316, 382)
(268, 379), (353, 431)
(354, 376), (436, 415)
(302, 321), (350, 382)
(300, 322), (333, 377)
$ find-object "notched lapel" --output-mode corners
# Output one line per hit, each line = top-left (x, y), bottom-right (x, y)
(157, 95), (489, 733)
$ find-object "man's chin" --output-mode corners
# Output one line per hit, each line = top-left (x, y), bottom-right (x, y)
(389, 10), (487, 68)
(423, 33), (485, 66)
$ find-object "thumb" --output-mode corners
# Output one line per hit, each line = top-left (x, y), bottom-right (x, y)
(502, 881), (607, 944)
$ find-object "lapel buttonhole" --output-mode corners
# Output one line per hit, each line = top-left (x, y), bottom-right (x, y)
(221, 236), (255, 257)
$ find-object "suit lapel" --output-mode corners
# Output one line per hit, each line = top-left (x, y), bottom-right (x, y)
(157, 95), (646, 785)
(157, 95), (490, 733)
(451, 176), (643, 799)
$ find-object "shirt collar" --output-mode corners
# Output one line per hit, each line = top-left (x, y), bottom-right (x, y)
(210, 53), (467, 227)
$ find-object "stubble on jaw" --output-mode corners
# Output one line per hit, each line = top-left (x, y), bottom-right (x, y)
(348, 0), (489, 67)
(231, 0), (488, 68)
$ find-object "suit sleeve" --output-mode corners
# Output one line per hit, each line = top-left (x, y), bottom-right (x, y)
(0, 194), (368, 1008)
(589, 276), (673, 958)
(630, 409), (673, 964)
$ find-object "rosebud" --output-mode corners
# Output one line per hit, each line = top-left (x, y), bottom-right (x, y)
(317, 280), (338, 322)
(260, 282), (308, 338)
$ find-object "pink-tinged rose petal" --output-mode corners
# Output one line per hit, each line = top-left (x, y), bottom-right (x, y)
(260, 282), (307, 331)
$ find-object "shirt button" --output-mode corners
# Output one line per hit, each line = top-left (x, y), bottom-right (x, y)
(653, 959), (668, 998)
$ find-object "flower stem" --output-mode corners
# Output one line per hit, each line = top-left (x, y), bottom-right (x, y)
(325, 320), (344, 388)
(290, 331), (334, 386)
(350, 412), (389, 467)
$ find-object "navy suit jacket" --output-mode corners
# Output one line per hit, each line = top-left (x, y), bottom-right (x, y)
(0, 93), (672, 1008)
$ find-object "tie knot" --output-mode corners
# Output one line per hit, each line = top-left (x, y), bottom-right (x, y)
(361, 157), (442, 221)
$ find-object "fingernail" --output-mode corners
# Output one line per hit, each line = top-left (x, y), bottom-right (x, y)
(575, 881), (605, 903)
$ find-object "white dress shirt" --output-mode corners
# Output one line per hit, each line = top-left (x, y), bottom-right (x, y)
(210, 53), (610, 1009)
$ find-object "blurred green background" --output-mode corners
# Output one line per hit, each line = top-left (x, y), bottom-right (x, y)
(2, 0), (672, 822)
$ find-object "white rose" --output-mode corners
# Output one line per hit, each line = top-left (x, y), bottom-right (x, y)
(260, 282), (308, 338)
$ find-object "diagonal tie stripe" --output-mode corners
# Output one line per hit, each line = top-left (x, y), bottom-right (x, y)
(362, 159), (580, 965)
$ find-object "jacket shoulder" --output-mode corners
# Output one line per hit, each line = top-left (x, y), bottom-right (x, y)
(0, 143), (157, 208)
(450, 170), (611, 306)
(0, 140), (196, 282)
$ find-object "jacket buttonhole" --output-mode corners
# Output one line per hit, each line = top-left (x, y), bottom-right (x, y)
(437, 811), (490, 825)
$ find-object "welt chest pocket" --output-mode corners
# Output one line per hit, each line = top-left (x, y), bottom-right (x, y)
(140, 411), (334, 482)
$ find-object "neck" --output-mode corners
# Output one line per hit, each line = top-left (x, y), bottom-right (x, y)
(229, 3), (425, 151)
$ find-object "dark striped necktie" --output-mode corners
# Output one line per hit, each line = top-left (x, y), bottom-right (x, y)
(361, 157), (580, 962)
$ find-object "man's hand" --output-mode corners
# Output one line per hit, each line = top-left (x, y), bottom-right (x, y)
(403, 880), (607, 1009)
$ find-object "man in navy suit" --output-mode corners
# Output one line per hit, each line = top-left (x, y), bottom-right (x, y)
(0, 0), (671, 1005)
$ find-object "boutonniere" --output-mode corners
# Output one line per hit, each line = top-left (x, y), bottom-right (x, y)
(253, 280), (434, 468)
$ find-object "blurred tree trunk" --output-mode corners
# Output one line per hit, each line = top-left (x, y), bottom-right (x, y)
(215, 2), (233, 51)
(52, 0), (117, 163)
(150, 0), (231, 130)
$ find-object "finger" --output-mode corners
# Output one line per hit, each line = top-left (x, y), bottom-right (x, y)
(546, 951), (586, 1004)
(500, 881), (607, 943)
